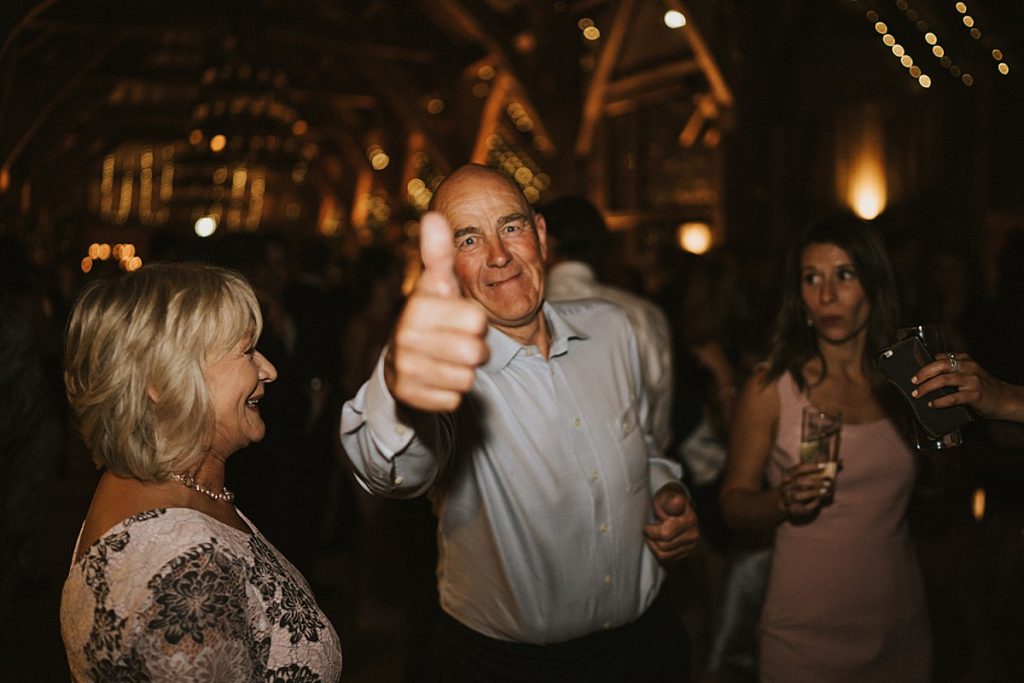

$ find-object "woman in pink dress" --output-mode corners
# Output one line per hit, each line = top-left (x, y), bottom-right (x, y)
(720, 213), (931, 682)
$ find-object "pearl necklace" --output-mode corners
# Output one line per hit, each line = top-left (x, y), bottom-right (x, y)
(169, 473), (235, 503)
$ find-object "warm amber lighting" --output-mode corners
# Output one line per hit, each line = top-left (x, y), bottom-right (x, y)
(477, 65), (495, 80)
(892, 44), (905, 57)
(81, 257), (93, 273)
(919, 74), (932, 88)
(955, 2), (967, 13)
(195, 215), (217, 237)
(292, 120), (308, 135)
(209, 134), (227, 152)
(677, 222), (712, 254)
(126, 256), (143, 272)
(849, 167), (886, 220)
(998, 63), (1009, 75)
(874, 21), (887, 34)
(97, 243), (112, 260)
(962, 73), (974, 86)
(426, 98), (445, 114)
(0, 166), (9, 194)
(189, 129), (204, 145)
(962, 15), (974, 28)
(840, 112), (887, 221)
(577, 18), (594, 30)
(663, 10), (686, 29)
(88, 243), (101, 259)
(883, 34), (895, 47)
(583, 26), (600, 40)
(932, 45), (944, 58)
(370, 152), (390, 170)
(972, 487), (985, 521)
(925, 32), (937, 45)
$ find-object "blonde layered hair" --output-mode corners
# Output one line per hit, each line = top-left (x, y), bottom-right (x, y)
(64, 262), (263, 480)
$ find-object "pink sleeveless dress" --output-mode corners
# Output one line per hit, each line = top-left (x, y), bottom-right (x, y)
(759, 373), (931, 682)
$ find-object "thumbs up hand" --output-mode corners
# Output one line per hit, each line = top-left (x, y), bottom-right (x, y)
(384, 212), (490, 412)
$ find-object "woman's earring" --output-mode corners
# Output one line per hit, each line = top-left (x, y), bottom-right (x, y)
(806, 316), (814, 327)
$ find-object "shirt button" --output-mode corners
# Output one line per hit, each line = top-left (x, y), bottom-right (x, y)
(591, 470), (599, 482)
(395, 425), (407, 436)
(572, 417), (582, 428)
(621, 419), (631, 431)
(604, 574), (613, 585)
(599, 523), (609, 534)
(394, 475), (404, 486)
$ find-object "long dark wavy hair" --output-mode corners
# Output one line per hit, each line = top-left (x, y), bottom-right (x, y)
(764, 212), (901, 396)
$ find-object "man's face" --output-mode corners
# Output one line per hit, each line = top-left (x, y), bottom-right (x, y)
(435, 168), (547, 341)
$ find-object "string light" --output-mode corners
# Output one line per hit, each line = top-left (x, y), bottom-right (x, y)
(953, 2), (1010, 76)
(663, 10), (686, 29)
(863, 8), (932, 88)
(80, 243), (142, 272)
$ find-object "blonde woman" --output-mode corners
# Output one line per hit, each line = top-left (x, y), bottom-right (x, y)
(61, 262), (341, 681)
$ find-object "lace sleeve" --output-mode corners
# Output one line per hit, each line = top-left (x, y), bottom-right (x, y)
(140, 539), (267, 680)
(100, 540), (268, 682)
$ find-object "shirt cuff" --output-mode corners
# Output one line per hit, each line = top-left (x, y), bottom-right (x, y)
(363, 352), (417, 456)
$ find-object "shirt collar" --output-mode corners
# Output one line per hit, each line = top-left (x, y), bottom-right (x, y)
(549, 260), (597, 283)
(481, 301), (590, 375)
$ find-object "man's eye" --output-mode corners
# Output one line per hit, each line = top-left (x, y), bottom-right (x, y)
(502, 223), (521, 234)
(459, 236), (477, 249)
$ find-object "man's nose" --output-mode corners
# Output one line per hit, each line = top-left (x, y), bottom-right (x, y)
(486, 238), (512, 267)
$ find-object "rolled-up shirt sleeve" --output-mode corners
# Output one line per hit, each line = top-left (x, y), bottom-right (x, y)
(627, 330), (685, 498)
(340, 350), (450, 498)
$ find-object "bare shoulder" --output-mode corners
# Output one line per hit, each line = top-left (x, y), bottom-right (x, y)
(732, 363), (782, 435)
(739, 363), (780, 407)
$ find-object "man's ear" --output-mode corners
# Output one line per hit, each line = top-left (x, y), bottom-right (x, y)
(535, 212), (549, 262)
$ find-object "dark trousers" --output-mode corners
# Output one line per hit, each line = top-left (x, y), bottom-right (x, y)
(430, 594), (691, 683)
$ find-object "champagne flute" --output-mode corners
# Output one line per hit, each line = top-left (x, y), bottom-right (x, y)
(801, 405), (842, 487)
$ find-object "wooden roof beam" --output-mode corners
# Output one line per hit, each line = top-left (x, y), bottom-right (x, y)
(575, 0), (636, 157)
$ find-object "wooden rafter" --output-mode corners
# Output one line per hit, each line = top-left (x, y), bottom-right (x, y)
(665, 0), (734, 107)
(575, 0), (636, 158)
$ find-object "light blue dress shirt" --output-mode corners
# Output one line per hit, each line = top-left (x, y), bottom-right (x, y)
(340, 300), (683, 644)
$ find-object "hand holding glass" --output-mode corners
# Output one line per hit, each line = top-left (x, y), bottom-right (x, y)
(801, 405), (842, 482)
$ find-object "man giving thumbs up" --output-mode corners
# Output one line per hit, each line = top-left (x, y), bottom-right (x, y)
(341, 164), (699, 682)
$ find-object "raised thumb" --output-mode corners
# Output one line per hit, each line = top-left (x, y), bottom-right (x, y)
(417, 211), (460, 298)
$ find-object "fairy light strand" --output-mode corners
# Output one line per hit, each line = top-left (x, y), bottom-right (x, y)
(953, 2), (1010, 76)
(865, 8), (932, 88)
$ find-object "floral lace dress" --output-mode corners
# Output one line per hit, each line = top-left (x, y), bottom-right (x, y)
(61, 508), (342, 682)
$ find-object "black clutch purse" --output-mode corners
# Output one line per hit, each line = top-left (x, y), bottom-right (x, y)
(877, 335), (973, 439)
